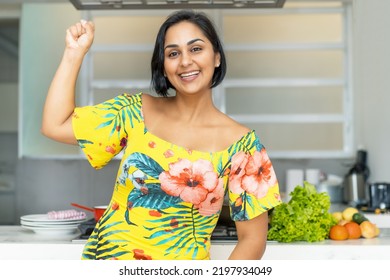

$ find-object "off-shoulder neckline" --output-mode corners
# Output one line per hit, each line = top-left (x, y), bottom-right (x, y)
(128, 92), (255, 155)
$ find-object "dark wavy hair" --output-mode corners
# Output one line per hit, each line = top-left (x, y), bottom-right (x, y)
(151, 10), (227, 97)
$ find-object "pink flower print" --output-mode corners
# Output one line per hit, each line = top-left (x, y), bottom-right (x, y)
(105, 145), (116, 154)
(229, 151), (249, 194)
(229, 149), (277, 199)
(159, 158), (220, 205)
(132, 249), (152, 260)
(148, 141), (156, 148)
(149, 210), (162, 217)
(163, 149), (174, 158)
(196, 179), (224, 216)
(243, 149), (277, 198)
(111, 202), (119, 210)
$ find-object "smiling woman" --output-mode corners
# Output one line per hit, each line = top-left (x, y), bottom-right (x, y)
(41, 9), (282, 260)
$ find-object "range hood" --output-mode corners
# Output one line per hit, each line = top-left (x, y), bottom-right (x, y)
(69, 0), (286, 10)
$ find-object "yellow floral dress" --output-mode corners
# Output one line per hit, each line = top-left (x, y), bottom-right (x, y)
(72, 93), (282, 260)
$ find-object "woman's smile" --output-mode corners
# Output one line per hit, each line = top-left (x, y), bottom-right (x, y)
(179, 70), (200, 81)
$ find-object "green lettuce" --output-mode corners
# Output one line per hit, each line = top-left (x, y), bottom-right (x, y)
(267, 181), (337, 242)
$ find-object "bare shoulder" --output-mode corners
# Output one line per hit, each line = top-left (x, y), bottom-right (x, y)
(141, 93), (170, 109)
(140, 92), (158, 107)
(140, 93), (166, 116)
(217, 113), (252, 144)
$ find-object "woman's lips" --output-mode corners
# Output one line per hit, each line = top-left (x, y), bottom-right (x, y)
(179, 70), (200, 80)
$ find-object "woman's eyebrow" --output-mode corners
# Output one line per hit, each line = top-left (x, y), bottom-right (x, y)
(164, 38), (205, 50)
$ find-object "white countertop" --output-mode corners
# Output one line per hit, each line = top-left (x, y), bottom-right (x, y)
(1, 226), (390, 260)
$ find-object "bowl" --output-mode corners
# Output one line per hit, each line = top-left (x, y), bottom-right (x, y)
(93, 205), (108, 221)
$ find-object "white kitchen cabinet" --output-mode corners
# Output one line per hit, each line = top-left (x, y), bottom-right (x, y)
(18, 3), (81, 158)
(0, 193), (15, 224)
(0, 83), (18, 132)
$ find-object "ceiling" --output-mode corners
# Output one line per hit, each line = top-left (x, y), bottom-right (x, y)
(68, 0), (286, 10)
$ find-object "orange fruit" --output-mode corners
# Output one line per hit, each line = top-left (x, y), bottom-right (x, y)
(360, 221), (377, 239)
(344, 222), (362, 239)
(329, 225), (349, 240)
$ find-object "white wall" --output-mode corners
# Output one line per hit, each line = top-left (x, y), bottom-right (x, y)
(353, 0), (390, 182)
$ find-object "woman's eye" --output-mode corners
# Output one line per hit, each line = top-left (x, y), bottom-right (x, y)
(168, 51), (179, 58)
(191, 46), (202, 52)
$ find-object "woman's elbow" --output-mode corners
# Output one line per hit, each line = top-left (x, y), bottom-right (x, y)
(40, 122), (76, 145)
(40, 123), (51, 138)
(41, 120), (57, 140)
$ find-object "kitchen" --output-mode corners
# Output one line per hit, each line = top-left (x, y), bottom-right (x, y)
(1, 0), (390, 262)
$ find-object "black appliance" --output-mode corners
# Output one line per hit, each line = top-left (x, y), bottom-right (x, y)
(368, 182), (390, 210)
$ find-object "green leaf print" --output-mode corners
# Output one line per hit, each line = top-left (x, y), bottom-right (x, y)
(125, 183), (183, 225)
(82, 204), (130, 260)
(93, 94), (143, 138)
(77, 139), (93, 149)
(143, 205), (215, 259)
(126, 152), (164, 179)
(121, 152), (183, 225)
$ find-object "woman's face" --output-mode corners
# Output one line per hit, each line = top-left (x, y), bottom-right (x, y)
(163, 21), (220, 96)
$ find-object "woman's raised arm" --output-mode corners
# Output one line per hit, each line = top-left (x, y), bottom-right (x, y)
(41, 20), (94, 145)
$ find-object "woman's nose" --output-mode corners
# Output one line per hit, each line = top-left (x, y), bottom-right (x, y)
(180, 51), (193, 67)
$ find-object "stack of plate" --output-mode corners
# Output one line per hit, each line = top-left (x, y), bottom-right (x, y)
(20, 214), (87, 236)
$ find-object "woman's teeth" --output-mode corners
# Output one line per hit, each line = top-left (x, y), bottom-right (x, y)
(180, 71), (199, 78)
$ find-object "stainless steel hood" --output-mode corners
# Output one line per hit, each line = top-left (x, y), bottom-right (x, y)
(69, 0), (286, 10)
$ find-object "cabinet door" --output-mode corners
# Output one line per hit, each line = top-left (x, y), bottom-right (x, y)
(19, 3), (81, 158)
(0, 83), (18, 132)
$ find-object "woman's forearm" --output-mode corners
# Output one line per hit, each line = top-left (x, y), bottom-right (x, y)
(228, 212), (268, 260)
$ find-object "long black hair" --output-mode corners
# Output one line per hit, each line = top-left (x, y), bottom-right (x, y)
(150, 10), (227, 97)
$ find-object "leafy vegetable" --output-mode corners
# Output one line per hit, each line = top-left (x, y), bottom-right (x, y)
(267, 181), (337, 242)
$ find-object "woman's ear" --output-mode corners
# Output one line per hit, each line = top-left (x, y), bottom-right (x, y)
(215, 52), (221, 68)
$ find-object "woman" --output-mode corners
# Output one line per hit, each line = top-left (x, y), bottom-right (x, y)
(41, 10), (281, 260)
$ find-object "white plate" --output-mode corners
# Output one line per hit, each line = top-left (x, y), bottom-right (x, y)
(21, 225), (79, 235)
(20, 219), (86, 227)
(20, 220), (82, 228)
(20, 214), (87, 224)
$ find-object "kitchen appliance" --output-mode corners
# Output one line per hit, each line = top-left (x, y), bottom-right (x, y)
(368, 182), (390, 210)
(343, 149), (370, 207)
(69, 0), (286, 10)
(316, 182), (343, 203)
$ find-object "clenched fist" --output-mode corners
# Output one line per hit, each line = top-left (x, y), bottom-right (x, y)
(65, 19), (95, 55)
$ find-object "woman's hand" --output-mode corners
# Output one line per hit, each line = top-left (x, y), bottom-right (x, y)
(65, 20), (95, 55)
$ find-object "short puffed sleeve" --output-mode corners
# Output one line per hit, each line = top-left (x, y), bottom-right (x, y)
(72, 93), (143, 169)
(228, 131), (282, 221)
